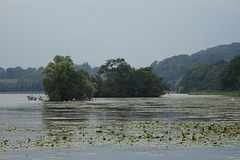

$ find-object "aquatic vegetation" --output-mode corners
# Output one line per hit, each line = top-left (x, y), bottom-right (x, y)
(1, 96), (240, 152)
(145, 133), (152, 138)
(3, 119), (240, 150)
(8, 127), (17, 132)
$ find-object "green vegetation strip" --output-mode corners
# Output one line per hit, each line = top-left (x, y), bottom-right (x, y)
(1, 120), (240, 151)
(189, 91), (240, 96)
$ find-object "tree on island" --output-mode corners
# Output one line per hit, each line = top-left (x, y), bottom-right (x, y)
(42, 55), (96, 101)
(131, 67), (170, 97)
(93, 58), (170, 97)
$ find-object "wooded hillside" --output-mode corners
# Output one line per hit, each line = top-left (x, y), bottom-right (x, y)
(151, 42), (240, 90)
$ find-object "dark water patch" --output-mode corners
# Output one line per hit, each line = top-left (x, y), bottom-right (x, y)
(178, 117), (213, 121)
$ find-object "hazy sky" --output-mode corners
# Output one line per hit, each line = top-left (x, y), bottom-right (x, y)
(1, 0), (240, 69)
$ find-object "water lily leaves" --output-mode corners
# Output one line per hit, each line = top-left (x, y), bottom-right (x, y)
(96, 130), (103, 133)
(1, 96), (240, 152)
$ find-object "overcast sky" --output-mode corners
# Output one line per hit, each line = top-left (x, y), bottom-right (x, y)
(0, 0), (240, 69)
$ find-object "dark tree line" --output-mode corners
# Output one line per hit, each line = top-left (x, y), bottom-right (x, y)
(218, 55), (240, 91)
(175, 61), (227, 93)
(175, 55), (240, 93)
(41, 56), (170, 100)
(0, 63), (98, 92)
(0, 79), (43, 92)
(0, 67), (44, 79)
(0, 67), (44, 92)
(92, 58), (170, 97)
(151, 42), (240, 90)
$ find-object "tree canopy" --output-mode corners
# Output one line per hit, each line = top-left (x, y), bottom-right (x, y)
(131, 67), (170, 97)
(218, 55), (240, 91)
(42, 55), (96, 101)
(0, 66), (44, 92)
(175, 60), (227, 93)
(175, 54), (240, 93)
(93, 58), (170, 97)
(151, 42), (240, 90)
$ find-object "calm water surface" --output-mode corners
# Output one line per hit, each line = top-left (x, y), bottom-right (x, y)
(0, 94), (240, 160)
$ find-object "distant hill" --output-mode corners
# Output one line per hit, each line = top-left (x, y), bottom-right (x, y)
(175, 60), (228, 93)
(150, 42), (240, 90)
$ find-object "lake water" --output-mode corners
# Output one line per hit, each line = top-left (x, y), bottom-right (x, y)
(0, 94), (240, 160)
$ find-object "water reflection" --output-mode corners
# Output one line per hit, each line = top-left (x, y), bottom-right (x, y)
(1, 94), (240, 159)
(42, 99), (165, 124)
(41, 98), (206, 134)
(41, 95), (240, 135)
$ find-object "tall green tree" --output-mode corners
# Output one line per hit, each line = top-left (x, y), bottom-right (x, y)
(93, 58), (170, 97)
(75, 68), (96, 100)
(42, 55), (96, 101)
(96, 58), (134, 97)
(131, 67), (170, 97)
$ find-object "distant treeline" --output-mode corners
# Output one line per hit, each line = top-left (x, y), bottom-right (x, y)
(1, 42), (240, 94)
(175, 55), (240, 93)
(151, 42), (240, 91)
(0, 63), (99, 92)
(0, 67), (44, 79)
(0, 79), (43, 92)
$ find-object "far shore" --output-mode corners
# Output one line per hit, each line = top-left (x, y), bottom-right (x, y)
(189, 90), (240, 96)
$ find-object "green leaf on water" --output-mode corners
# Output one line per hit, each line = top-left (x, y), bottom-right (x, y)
(96, 130), (103, 133)
(146, 133), (151, 138)
(182, 132), (186, 138)
(9, 127), (17, 132)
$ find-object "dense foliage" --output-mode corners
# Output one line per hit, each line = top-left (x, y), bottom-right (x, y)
(0, 79), (43, 92)
(218, 55), (240, 91)
(93, 58), (170, 97)
(131, 67), (170, 97)
(1, 42), (239, 94)
(0, 67), (44, 92)
(151, 42), (240, 90)
(175, 61), (227, 93)
(42, 55), (96, 101)
(0, 67), (44, 79)
(0, 62), (98, 92)
(176, 55), (240, 93)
